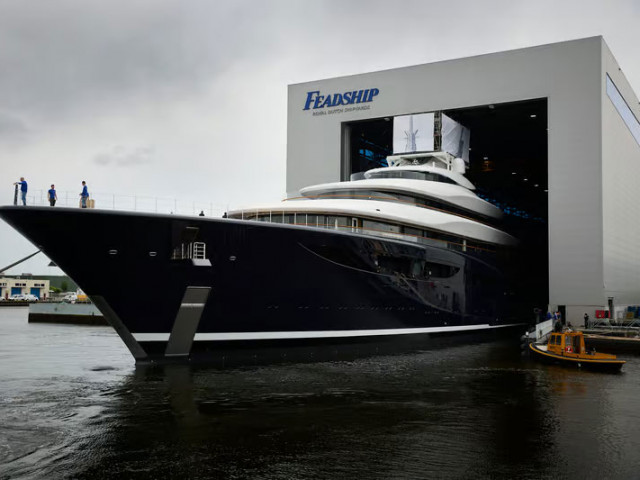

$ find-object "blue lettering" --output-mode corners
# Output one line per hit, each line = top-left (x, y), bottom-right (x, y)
(304, 88), (380, 110)
(352, 90), (364, 104)
(304, 91), (319, 111)
(320, 95), (333, 108)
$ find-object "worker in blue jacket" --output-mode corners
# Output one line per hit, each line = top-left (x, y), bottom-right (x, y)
(13, 177), (27, 205)
(80, 181), (89, 208)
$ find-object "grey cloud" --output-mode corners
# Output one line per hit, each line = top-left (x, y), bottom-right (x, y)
(0, 112), (29, 143)
(94, 145), (154, 166)
(0, 0), (278, 119)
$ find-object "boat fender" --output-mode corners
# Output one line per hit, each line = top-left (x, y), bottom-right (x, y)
(565, 346), (573, 353)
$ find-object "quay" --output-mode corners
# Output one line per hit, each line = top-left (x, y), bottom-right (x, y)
(0, 301), (29, 307)
(582, 329), (640, 354)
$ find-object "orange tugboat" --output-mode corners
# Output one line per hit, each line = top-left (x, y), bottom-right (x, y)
(529, 330), (625, 372)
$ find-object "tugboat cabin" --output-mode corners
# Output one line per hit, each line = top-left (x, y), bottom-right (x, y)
(547, 331), (586, 357)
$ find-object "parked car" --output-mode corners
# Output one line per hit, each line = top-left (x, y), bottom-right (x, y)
(8, 293), (39, 302)
(62, 294), (78, 303)
(9, 293), (39, 302)
(0, 297), (6, 302)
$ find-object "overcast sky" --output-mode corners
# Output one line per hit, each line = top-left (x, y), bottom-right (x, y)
(1, 0), (639, 276)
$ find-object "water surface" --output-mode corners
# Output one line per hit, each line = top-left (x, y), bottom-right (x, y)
(1, 308), (639, 479)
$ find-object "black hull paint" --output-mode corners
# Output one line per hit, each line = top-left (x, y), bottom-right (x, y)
(140, 326), (522, 366)
(0, 206), (523, 365)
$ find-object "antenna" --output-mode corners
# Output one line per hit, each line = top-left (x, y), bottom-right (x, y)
(404, 115), (418, 152)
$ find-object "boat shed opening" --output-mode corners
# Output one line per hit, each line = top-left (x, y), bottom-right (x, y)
(285, 37), (640, 325)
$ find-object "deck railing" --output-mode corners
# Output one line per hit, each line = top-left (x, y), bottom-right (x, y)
(9, 189), (229, 218)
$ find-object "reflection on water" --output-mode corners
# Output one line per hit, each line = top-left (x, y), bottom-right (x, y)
(1, 308), (640, 479)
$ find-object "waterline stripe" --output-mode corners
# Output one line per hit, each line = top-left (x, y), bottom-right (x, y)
(133, 323), (522, 343)
(180, 302), (206, 309)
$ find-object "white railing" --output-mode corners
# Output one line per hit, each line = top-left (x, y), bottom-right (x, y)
(172, 242), (207, 260)
(9, 189), (230, 218)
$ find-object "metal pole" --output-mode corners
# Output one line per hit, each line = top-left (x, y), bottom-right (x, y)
(0, 250), (41, 274)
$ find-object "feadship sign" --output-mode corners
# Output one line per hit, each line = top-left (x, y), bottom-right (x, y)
(303, 88), (380, 116)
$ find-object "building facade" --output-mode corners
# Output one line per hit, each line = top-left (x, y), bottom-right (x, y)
(286, 37), (640, 323)
(0, 277), (50, 299)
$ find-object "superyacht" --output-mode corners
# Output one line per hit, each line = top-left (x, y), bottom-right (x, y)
(0, 152), (521, 365)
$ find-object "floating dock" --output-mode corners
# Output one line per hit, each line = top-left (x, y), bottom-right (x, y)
(28, 302), (106, 325)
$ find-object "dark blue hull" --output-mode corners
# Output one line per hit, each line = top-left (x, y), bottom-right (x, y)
(0, 206), (523, 364)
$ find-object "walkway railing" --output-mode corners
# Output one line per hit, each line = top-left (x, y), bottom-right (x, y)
(10, 189), (230, 218)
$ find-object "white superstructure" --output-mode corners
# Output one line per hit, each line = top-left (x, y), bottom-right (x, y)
(229, 152), (515, 253)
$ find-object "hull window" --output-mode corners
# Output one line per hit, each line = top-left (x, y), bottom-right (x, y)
(377, 255), (460, 279)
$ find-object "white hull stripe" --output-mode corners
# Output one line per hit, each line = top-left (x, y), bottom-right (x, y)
(132, 323), (522, 342)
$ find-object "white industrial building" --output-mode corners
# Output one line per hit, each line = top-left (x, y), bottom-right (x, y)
(285, 37), (640, 323)
(0, 277), (50, 300)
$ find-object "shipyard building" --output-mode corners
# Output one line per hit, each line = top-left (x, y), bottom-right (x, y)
(285, 37), (640, 324)
(0, 277), (50, 300)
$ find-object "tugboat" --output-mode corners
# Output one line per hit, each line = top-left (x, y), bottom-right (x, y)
(529, 330), (625, 372)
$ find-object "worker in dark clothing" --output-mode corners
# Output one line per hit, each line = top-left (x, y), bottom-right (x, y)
(584, 313), (589, 329)
(554, 318), (563, 333)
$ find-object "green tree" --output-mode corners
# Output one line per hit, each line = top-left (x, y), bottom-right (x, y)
(61, 281), (68, 292)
